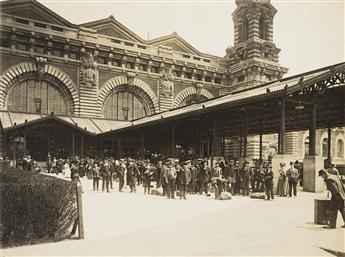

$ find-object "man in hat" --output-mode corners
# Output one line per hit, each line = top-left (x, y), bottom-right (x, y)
(155, 160), (163, 188)
(166, 159), (177, 199)
(161, 160), (169, 196)
(199, 160), (211, 195)
(264, 164), (274, 200)
(286, 161), (299, 197)
(319, 169), (345, 228)
(240, 161), (251, 196)
(211, 162), (223, 199)
(101, 160), (111, 193)
(174, 160), (182, 193)
(226, 160), (236, 194)
(117, 159), (127, 192)
(189, 161), (198, 194)
(179, 160), (192, 199)
(327, 163), (340, 177)
(143, 160), (155, 194)
(127, 159), (140, 193)
(234, 160), (241, 195)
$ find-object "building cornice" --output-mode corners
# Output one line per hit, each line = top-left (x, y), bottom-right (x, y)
(0, 48), (231, 90)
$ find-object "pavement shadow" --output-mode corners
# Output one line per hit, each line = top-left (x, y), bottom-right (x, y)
(295, 221), (331, 231)
(319, 247), (345, 257)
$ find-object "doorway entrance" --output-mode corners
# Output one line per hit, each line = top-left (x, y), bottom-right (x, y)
(200, 140), (210, 157)
(27, 136), (48, 161)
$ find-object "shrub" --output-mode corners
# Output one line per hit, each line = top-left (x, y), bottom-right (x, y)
(0, 168), (78, 247)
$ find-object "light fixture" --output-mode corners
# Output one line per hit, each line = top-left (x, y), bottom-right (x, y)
(295, 100), (304, 110)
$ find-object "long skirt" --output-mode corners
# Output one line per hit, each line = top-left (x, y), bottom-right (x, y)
(277, 177), (289, 196)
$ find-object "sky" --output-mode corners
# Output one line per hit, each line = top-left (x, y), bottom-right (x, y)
(41, 0), (344, 76)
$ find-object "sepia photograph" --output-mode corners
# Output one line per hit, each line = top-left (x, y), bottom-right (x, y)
(0, 0), (344, 256)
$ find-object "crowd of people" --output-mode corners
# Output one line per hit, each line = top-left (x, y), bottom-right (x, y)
(43, 154), (308, 201)
(2, 152), (344, 228)
(0, 155), (41, 173)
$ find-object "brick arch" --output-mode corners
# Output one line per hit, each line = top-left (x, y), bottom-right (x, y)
(301, 131), (309, 157)
(174, 87), (214, 108)
(0, 62), (79, 114)
(335, 134), (345, 158)
(320, 131), (328, 158)
(98, 76), (159, 113)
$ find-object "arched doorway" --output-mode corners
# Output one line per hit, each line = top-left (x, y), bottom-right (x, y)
(322, 138), (328, 158)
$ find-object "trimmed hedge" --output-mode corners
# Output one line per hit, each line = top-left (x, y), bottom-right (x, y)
(0, 168), (78, 247)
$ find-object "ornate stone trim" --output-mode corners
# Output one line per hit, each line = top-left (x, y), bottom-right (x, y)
(0, 62), (80, 114)
(98, 76), (159, 113)
(173, 86), (214, 108)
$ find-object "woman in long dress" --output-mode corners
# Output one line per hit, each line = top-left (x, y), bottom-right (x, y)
(277, 163), (289, 196)
(62, 162), (71, 179)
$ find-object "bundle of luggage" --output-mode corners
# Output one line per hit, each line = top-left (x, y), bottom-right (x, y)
(250, 192), (266, 199)
(150, 189), (164, 196)
(218, 191), (232, 200)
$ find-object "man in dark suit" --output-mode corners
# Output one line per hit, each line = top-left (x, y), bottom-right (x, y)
(234, 160), (241, 195)
(101, 160), (111, 193)
(189, 161), (197, 194)
(179, 160), (192, 199)
(199, 161), (210, 195)
(240, 161), (251, 196)
(319, 169), (345, 229)
(161, 160), (169, 197)
(117, 159), (126, 192)
(127, 159), (140, 193)
(286, 161), (299, 197)
(211, 162), (223, 199)
(264, 164), (274, 200)
(166, 160), (177, 199)
(143, 160), (155, 194)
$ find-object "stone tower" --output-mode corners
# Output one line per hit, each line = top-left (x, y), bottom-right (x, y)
(226, 0), (288, 92)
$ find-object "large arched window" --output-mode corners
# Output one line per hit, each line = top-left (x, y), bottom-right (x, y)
(243, 18), (249, 41)
(259, 16), (269, 40)
(337, 139), (344, 158)
(322, 138), (328, 158)
(238, 19), (249, 43)
(7, 79), (68, 115)
(103, 90), (148, 120)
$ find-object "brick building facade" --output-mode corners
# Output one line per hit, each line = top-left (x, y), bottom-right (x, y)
(0, 0), (343, 164)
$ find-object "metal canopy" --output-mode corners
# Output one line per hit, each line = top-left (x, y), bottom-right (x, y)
(102, 62), (345, 137)
(1, 111), (130, 135)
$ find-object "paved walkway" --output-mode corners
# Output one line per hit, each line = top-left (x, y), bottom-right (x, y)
(2, 177), (345, 256)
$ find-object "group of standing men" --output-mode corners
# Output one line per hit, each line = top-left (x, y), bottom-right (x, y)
(45, 154), (301, 201)
(65, 156), (292, 201)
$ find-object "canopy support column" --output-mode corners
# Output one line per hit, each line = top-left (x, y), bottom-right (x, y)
(259, 132), (263, 162)
(243, 115), (248, 158)
(279, 98), (286, 154)
(309, 104), (316, 155)
(140, 130), (145, 158)
(259, 117), (263, 162)
(327, 126), (332, 166)
(72, 133), (75, 157)
(171, 124), (176, 158)
(303, 103), (324, 192)
(81, 135), (84, 158)
(23, 129), (27, 157)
